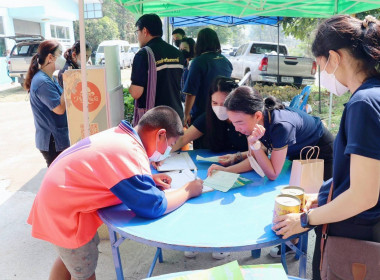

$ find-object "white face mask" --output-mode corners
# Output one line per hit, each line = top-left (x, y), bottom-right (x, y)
(212, 105), (228, 121)
(320, 55), (349, 97)
(76, 58), (81, 68)
(55, 55), (66, 71)
(149, 136), (172, 162)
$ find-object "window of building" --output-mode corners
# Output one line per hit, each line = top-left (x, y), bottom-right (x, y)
(50, 25), (70, 43)
(0, 38), (6, 56)
(50, 25), (56, 38)
(84, 3), (103, 19)
(0, 16), (4, 35)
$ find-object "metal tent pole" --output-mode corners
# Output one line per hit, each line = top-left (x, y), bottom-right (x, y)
(78, 0), (89, 138)
(318, 65), (321, 114)
(277, 18), (280, 85)
(328, 91), (333, 129)
(163, 17), (170, 43)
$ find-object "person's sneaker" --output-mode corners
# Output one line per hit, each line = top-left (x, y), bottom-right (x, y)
(184, 251), (198, 258)
(212, 252), (231, 260)
(269, 244), (296, 258)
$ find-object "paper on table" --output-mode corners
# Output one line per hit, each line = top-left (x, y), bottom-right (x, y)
(163, 169), (213, 193)
(240, 263), (288, 280)
(195, 155), (220, 163)
(170, 260), (244, 280)
(204, 170), (240, 192)
(157, 152), (196, 171)
(231, 176), (253, 189)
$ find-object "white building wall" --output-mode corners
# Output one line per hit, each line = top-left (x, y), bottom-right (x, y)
(0, 7), (16, 51)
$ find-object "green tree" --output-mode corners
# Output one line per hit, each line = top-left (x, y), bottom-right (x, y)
(281, 8), (380, 42)
(102, 0), (137, 43)
(74, 16), (119, 51)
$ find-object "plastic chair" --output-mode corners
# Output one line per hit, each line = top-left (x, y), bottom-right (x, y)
(289, 85), (311, 112)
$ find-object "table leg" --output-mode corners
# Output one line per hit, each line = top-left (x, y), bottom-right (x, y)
(147, 248), (163, 278)
(298, 233), (308, 278)
(108, 228), (124, 280)
(159, 248), (163, 263)
(280, 243), (288, 274)
(251, 249), (261, 259)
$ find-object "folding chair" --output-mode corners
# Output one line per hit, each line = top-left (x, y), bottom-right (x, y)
(289, 85), (311, 112)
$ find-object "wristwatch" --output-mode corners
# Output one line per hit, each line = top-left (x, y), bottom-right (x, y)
(300, 210), (314, 229)
(235, 151), (243, 163)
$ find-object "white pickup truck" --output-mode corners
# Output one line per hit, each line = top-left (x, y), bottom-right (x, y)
(7, 35), (44, 88)
(229, 42), (316, 87)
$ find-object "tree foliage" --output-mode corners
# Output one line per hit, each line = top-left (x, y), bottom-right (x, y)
(281, 8), (380, 42)
(73, 0), (136, 50)
(74, 16), (119, 51)
(102, 0), (136, 43)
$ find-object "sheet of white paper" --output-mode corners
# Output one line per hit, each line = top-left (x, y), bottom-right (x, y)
(164, 169), (213, 193)
(195, 155), (220, 163)
(157, 152), (197, 172)
(204, 170), (240, 192)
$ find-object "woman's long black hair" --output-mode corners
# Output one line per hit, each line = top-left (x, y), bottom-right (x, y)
(204, 76), (238, 151)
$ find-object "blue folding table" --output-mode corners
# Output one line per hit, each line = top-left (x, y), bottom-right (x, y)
(98, 150), (309, 279)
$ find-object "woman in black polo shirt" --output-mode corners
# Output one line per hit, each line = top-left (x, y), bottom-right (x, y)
(273, 15), (380, 280)
(172, 77), (248, 165)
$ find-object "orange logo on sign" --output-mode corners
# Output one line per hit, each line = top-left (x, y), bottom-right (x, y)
(72, 82), (101, 112)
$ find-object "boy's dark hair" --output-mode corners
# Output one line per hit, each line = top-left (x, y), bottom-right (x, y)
(135, 14), (163, 37)
(172, 28), (186, 36)
(195, 28), (221, 57)
(138, 106), (184, 138)
(204, 77), (239, 152)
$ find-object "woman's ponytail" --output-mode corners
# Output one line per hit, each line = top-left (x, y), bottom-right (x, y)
(360, 15), (380, 76)
(264, 96), (285, 111)
(64, 48), (72, 61)
(24, 54), (40, 92)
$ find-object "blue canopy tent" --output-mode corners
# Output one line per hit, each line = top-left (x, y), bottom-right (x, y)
(169, 15), (282, 27)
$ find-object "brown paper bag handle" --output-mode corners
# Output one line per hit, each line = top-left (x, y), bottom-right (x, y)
(300, 146), (320, 161)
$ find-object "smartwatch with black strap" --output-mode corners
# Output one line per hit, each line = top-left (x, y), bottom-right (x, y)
(300, 210), (314, 229)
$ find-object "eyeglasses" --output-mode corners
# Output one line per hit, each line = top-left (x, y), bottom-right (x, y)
(134, 29), (140, 35)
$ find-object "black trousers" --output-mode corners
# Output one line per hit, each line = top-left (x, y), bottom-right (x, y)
(40, 135), (62, 167)
(312, 216), (380, 280)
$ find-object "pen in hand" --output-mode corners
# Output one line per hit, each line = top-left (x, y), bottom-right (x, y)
(194, 168), (197, 180)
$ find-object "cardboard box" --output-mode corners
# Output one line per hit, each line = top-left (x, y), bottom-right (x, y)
(63, 67), (124, 145)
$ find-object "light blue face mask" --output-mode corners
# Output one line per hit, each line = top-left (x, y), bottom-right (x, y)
(149, 135), (172, 162)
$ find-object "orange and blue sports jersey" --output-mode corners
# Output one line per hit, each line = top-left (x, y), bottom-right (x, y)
(27, 121), (167, 249)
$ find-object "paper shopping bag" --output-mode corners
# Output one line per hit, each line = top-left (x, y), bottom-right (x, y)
(289, 146), (324, 194)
